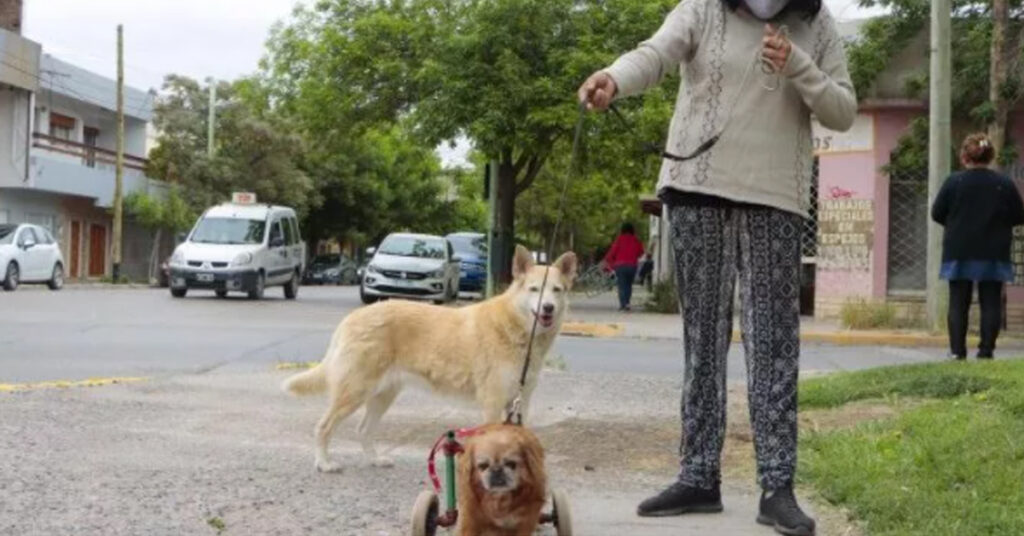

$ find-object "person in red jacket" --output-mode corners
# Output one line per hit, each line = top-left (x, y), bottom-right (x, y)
(603, 222), (646, 311)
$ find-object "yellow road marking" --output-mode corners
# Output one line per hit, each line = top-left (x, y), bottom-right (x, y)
(275, 361), (319, 370)
(0, 376), (148, 393)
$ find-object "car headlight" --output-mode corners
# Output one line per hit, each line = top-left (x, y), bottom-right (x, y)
(232, 252), (253, 266)
(428, 269), (445, 278)
(170, 250), (184, 265)
(367, 264), (381, 274)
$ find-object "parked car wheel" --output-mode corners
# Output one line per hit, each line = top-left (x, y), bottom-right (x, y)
(284, 271), (299, 300)
(48, 263), (64, 290)
(248, 272), (265, 300)
(170, 287), (187, 298)
(3, 262), (18, 291)
(215, 289), (228, 299)
(359, 283), (378, 305)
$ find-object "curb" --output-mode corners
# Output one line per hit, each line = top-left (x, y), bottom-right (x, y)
(560, 321), (1022, 348)
(14, 283), (154, 291)
(560, 322), (625, 338)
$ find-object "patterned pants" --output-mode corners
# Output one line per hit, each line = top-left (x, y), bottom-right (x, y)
(668, 203), (802, 491)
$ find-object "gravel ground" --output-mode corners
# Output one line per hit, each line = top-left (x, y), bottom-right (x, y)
(0, 369), (856, 535)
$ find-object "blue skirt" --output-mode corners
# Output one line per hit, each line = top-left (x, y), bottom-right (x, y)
(940, 260), (1015, 282)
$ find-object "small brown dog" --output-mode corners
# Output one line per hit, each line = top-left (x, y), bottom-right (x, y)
(457, 424), (548, 536)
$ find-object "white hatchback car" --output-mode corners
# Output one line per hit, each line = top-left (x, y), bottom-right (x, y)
(360, 233), (460, 304)
(0, 223), (65, 291)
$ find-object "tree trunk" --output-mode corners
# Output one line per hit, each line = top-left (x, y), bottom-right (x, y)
(494, 159), (517, 285)
(148, 228), (162, 285)
(989, 0), (1009, 167)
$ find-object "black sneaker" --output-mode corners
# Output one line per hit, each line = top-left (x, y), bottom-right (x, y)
(950, 354), (967, 361)
(636, 481), (723, 517)
(757, 487), (816, 535)
(977, 352), (994, 360)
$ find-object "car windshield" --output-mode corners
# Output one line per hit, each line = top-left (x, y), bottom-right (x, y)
(190, 217), (266, 245)
(378, 236), (446, 259)
(0, 225), (15, 245)
(447, 234), (486, 257)
(312, 254), (341, 266)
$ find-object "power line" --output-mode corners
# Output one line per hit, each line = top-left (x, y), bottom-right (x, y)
(0, 57), (152, 118)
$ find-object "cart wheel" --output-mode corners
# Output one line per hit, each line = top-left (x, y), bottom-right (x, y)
(551, 488), (573, 536)
(410, 490), (439, 536)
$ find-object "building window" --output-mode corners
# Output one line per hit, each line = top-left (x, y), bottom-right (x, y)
(84, 126), (100, 167)
(50, 113), (76, 141)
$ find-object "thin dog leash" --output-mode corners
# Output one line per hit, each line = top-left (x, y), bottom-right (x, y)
(608, 25), (788, 162)
(505, 101), (588, 425)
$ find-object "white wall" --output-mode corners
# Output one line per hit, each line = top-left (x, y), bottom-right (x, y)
(0, 188), (62, 232)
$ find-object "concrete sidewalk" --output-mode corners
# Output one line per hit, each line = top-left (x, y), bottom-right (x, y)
(0, 370), (859, 535)
(564, 290), (1024, 349)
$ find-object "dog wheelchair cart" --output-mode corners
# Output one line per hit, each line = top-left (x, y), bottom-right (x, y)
(411, 429), (573, 536)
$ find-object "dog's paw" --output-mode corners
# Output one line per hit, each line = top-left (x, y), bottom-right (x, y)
(316, 460), (344, 473)
(371, 456), (395, 468)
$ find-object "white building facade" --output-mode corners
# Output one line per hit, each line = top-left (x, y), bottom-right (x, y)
(1, 26), (168, 281)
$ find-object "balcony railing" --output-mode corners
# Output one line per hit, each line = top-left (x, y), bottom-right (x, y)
(32, 132), (148, 172)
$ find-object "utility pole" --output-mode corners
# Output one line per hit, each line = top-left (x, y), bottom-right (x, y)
(207, 79), (216, 157)
(926, 0), (952, 331)
(112, 24), (125, 282)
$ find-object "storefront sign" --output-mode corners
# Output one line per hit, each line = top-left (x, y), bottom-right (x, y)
(817, 199), (873, 271)
(812, 114), (873, 155)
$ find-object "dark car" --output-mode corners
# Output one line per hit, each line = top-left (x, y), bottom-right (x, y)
(303, 253), (358, 285)
(445, 232), (487, 293)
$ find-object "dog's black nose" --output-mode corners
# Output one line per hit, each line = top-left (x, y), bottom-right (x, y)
(488, 469), (508, 487)
(542, 303), (555, 314)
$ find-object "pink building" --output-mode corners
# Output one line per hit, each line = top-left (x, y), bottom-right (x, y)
(643, 20), (1024, 331)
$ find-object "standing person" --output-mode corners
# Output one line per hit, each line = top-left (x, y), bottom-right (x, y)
(637, 251), (655, 287)
(578, 0), (855, 534)
(603, 222), (645, 311)
(932, 133), (1024, 360)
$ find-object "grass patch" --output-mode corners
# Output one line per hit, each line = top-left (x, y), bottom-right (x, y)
(206, 516), (226, 534)
(644, 277), (679, 314)
(799, 360), (1024, 535)
(544, 353), (568, 372)
(839, 299), (925, 330)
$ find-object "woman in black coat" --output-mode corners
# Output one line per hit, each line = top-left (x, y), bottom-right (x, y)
(931, 133), (1024, 359)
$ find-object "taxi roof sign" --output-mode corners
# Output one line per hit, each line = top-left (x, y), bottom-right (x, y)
(231, 192), (257, 205)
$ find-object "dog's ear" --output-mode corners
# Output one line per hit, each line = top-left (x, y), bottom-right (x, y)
(553, 252), (578, 286)
(517, 429), (547, 504)
(457, 439), (479, 499)
(512, 245), (534, 279)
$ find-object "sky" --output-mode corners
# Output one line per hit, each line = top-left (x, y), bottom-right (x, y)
(22, 0), (883, 166)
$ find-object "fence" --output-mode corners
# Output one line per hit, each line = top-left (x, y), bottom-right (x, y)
(886, 168), (930, 294)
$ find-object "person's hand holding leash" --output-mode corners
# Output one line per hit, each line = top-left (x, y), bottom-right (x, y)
(578, 71), (617, 111)
(761, 24), (791, 73)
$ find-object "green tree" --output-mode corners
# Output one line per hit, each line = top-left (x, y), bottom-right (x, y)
(852, 1), (1024, 166)
(147, 75), (315, 214)
(123, 189), (195, 282)
(263, 0), (677, 281)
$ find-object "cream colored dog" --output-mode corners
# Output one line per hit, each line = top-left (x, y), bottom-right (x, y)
(283, 245), (577, 473)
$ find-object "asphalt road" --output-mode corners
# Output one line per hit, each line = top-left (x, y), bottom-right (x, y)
(0, 285), (952, 535)
(0, 285), (949, 383)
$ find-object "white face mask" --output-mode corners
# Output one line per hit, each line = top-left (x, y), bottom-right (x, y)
(744, 0), (790, 20)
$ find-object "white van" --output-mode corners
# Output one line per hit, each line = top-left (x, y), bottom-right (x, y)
(168, 198), (306, 300)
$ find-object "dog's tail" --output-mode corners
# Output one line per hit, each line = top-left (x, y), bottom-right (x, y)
(282, 363), (327, 396)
